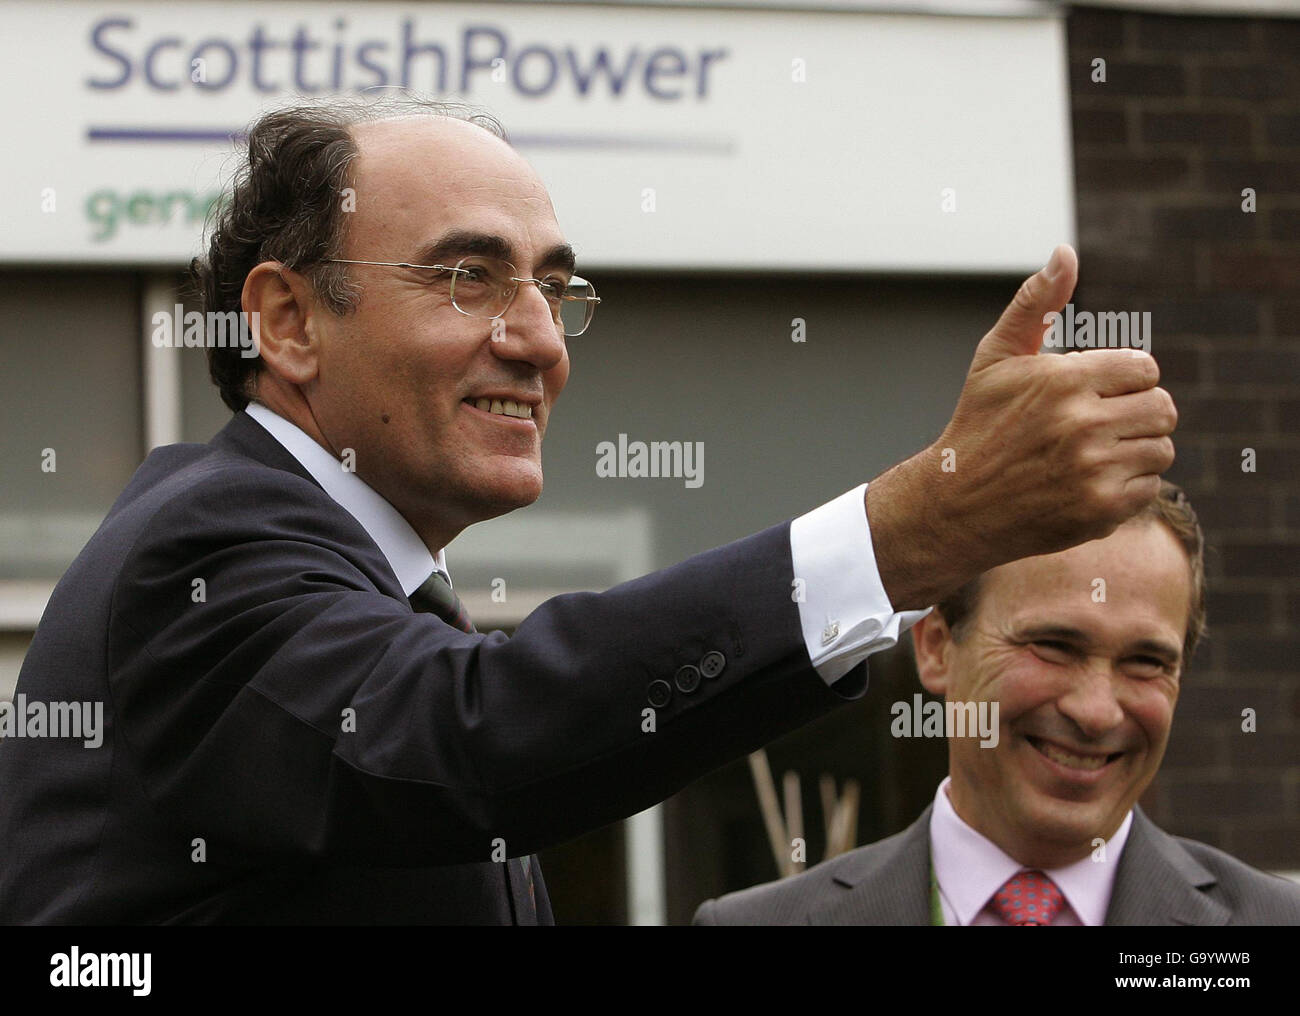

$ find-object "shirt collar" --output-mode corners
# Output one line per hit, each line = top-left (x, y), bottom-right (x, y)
(244, 402), (443, 595)
(929, 775), (1132, 926)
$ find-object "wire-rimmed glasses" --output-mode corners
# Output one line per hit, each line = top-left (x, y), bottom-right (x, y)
(322, 255), (600, 337)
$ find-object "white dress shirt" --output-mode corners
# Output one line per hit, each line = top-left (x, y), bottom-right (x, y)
(244, 402), (929, 683)
(929, 775), (1133, 926)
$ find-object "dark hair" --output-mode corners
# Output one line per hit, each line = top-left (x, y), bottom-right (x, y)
(936, 480), (1207, 664)
(189, 97), (508, 411)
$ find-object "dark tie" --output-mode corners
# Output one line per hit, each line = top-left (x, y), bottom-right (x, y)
(408, 569), (476, 634)
(407, 569), (542, 924)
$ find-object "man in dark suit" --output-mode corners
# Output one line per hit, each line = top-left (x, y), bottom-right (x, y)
(0, 98), (1179, 923)
(696, 483), (1300, 925)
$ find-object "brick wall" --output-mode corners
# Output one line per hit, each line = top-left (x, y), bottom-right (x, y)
(1067, 7), (1300, 869)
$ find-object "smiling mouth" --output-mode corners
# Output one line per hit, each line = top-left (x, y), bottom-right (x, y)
(1027, 736), (1123, 772)
(463, 397), (534, 420)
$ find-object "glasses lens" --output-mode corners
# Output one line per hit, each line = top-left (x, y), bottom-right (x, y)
(561, 277), (597, 337)
(450, 257), (513, 318)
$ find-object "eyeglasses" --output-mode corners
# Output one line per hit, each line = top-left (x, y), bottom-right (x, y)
(322, 255), (600, 337)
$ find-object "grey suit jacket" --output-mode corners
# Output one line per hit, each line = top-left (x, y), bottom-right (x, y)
(694, 804), (1300, 925)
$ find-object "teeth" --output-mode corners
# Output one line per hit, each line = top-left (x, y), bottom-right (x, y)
(1034, 738), (1110, 771)
(470, 398), (533, 419)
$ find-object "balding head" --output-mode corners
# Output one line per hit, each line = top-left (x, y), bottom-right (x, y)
(195, 98), (512, 412)
(216, 97), (575, 553)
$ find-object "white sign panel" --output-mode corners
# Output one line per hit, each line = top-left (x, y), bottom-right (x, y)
(1, 1), (1074, 271)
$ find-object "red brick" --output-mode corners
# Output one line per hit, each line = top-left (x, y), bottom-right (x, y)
(1210, 629), (1300, 668)
(1073, 108), (1129, 147)
(1219, 821), (1300, 872)
(1204, 159), (1300, 195)
(1265, 114), (1300, 147)
(1153, 205), (1259, 241)
(1178, 397), (1271, 435)
(1160, 726), (1224, 768)
(1212, 348), (1300, 383)
(1208, 252), (1300, 292)
(1082, 60), (1188, 98)
(1141, 111), (1252, 147)
(1079, 249), (1196, 291)
(1205, 588), (1273, 625)
(1285, 492), (1300, 526)
(1165, 777), (1283, 818)
(1223, 731), (1299, 767)
(1275, 298), (1300, 335)
(1067, 9), (1129, 50)
(1212, 447), (1298, 494)
(1079, 154), (1194, 191)
(1258, 18), (1300, 57)
(1151, 344), (1202, 385)
(1138, 15), (1253, 53)
(1199, 64), (1296, 101)
(1175, 682), (1286, 724)
(1188, 491), (1273, 529)
(1148, 296), (1259, 335)
(1270, 208), (1300, 242)
(1165, 442), (1211, 490)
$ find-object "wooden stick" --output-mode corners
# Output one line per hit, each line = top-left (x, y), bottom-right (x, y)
(833, 779), (861, 857)
(747, 750), (791, 877)
(819, 774), (837, 846)
(783, 770), (804, 872)
(826, 796), (846, 859)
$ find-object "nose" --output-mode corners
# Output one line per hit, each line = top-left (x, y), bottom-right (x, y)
(1056, 660), (1126, 742)
(490, 280), (566, 371)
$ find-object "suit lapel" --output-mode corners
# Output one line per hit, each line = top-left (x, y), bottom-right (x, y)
(208, 410), (406, 597)
(810, 805), (933, 925)
(1106, 808), (1229, 926)
(210, 410), (323, 491)
(210, 409), (554, 926)
(803, 802), (1230, 926)
(531, 856), (554, 924)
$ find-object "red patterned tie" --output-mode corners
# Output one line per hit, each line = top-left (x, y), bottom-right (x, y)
(992, 870), (1065, 926)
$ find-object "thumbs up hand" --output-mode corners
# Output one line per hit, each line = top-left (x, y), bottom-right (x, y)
(866, 244), (1177, 610)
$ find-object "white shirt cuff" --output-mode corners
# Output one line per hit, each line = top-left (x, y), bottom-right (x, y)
(789, 482), (932, 685)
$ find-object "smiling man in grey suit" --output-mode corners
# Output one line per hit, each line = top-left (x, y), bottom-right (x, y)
(697, 482), (1300, 926)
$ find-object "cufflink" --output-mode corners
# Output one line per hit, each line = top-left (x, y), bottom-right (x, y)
(821, 621), (840, 645)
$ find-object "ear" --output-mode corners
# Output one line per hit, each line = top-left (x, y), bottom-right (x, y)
(242, 262), (322, 387)
(911, 610), (957, 697)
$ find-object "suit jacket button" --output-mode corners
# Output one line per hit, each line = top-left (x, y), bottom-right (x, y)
(674, 665), (702, 693)
(700, 651), (726, 679)
(647, 680), (672, 708)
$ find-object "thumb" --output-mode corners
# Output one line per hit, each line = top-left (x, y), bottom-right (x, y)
(969, 243), (1078, 374)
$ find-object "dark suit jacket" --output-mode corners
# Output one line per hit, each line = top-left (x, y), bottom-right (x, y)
(0, 410), (865, 924)
(694, 803), (1300, 925)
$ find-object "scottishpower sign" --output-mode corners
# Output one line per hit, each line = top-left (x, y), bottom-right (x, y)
(83, 17), (731, 99)
(2, 1), (1074, 271)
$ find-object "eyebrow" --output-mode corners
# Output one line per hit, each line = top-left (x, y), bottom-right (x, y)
(412, 230), (577, 275)
(1016, 624), (1181, 664)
